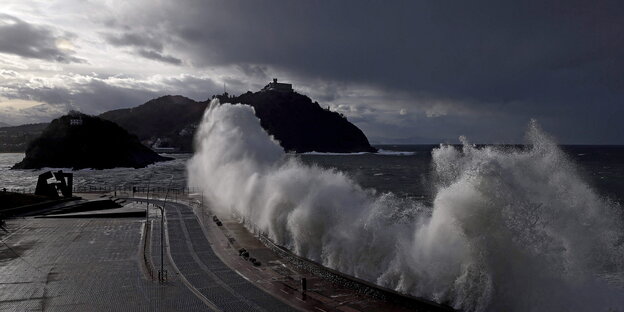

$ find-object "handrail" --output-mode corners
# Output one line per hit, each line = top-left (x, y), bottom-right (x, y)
(3, 185), (205, 195)
(256, 234), (455, 312)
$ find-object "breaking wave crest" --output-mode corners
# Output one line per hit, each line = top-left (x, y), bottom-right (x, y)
(187, 100), (624, 311)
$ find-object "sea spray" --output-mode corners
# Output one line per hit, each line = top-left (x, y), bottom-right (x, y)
(188, 100), (624, 311)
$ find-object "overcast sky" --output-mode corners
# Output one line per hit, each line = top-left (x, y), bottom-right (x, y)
(0, 1), (622, 143)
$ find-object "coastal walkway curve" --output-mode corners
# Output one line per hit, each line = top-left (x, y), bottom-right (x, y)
(134, 198), (296, 312)
(137, 197), (453, 312)
(0, 192), (452, 311)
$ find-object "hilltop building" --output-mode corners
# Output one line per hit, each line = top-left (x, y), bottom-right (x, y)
(69, 118), (83, 126)
(68, 111), (83, 126)
(262, 78), (293, 93)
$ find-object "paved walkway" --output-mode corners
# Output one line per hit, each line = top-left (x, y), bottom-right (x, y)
(143, 199), (295, 312)
(1, 196), (444, 312)
(146, 198), (448, 312)
(0, 216), (210, 311)
(0, 198), (296, 312)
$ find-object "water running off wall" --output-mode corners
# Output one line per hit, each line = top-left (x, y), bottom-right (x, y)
(187, 100), (624, 312)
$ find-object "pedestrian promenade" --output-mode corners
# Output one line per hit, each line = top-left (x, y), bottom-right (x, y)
(0, 217), (211, 311)
(147, 199), (295, 312)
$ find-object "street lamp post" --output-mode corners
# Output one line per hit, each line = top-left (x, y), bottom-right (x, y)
(145, 179), (151, 224)
(156, 178), (173, 283)
(155, 205), (167, 282)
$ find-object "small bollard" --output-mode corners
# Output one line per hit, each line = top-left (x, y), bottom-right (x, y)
(158, 269), (168, 283)
(301, 277), (307, 300)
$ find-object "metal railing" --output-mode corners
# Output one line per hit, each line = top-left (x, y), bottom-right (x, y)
(1, 185), (205, 196)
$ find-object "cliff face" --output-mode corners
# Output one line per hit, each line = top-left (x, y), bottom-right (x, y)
(224, 90), (376, 153)
(12, 113), (171, 170)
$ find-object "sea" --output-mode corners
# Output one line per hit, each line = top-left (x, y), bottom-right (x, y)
(2, 140), (624, 312)
(1, 145), (623, 205)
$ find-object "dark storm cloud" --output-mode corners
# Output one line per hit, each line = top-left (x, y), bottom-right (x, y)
(137, 49), (182, 65)
(105, 32), (164, 51)
(134, 0), (623, 143)
(165, 1), (624, 98)
(236, 64), (268, 79)
(105, 31), (182, 65)
(0, 13), (83, 63)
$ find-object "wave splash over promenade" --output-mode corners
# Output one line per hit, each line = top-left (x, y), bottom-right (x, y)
(188, 100), (624, 312)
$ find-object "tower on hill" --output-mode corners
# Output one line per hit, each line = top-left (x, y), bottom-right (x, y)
(262, 78), (293, 93)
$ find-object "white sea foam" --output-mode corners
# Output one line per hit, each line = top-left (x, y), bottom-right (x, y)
(302, 151), (369, 155)
(376, 149), (416, 156)
(302, 150), (415, 156)
(188, 100), (624, 312)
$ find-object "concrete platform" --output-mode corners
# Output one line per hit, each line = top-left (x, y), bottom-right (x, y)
(139, 199), (296, 312)
(1, 194), (452, 311)
(201, 209), (450, 312)
(0, 217), (211, 311)
(40, 205), (145, 218)
(140, 197), (452, 312)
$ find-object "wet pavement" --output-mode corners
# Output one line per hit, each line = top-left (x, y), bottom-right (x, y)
(1, 195), (450, 312)
(0, 197), (297, 312)
(146, 198), (448, 312)
(0, 216), (210, 311)
(148, 199), (295, 312)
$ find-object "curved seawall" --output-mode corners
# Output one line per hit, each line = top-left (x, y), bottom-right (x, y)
(257, 234), (454, 312)
(188, 100), (624, 312)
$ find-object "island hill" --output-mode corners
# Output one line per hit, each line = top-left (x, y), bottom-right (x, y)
(100, 79), (376, 153)
(3, 80), (376, 163)
(12, 112), (171, 170)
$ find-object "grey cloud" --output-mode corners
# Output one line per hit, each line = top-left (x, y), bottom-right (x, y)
(137, 49), (182, 65)
(158, 75), (223, 100)
(0, 13), (83, 63)
(11, 82), (158, 114)
(104, 31), (182, 65)
(5, 1), (624, 143)
(152, 0), (621, 143)
(2, 74), (224, 122)
(105, 32), (164, 51)
(162, 1), (624, 95)
(0, 103), (65, 125)
(237, 64), (268, 79)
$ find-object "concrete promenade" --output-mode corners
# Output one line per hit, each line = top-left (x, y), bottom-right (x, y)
(0, 198), (295, 312)
(0, 216), (210, 311)
(153, 199), (295, 312)
(1, 194), (451, 311)
(145, 198), (448, 312)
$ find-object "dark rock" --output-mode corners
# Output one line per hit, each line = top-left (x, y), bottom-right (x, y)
(223, 89), (376, 153)
(11, 112), (171, 170)
(100, 95), (205, 152)
(19, 83), (376, 154)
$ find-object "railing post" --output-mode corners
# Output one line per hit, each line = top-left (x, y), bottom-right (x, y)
(301, 277), (307, 300)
